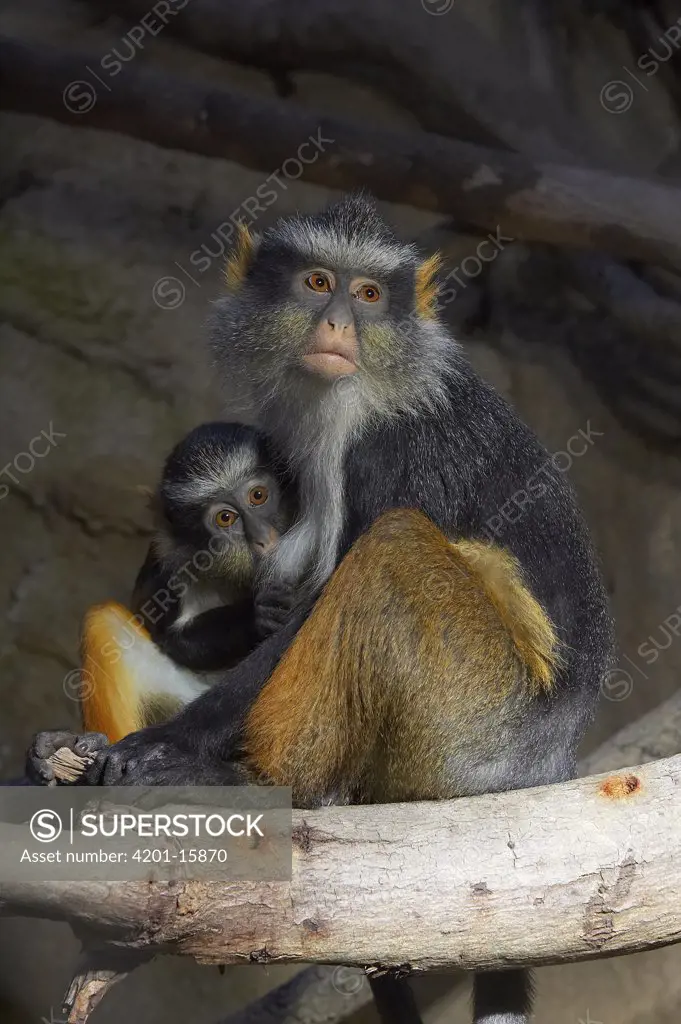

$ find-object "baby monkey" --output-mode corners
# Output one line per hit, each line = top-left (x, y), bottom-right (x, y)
(26, 419), (292, 770)
(26, 422), (295, 775)
(133, 420), (294, 671)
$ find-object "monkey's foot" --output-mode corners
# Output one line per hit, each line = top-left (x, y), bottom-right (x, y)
(26, 730), (109, 786)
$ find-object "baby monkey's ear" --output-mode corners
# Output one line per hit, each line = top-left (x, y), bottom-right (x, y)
(225, 222), (261, 292)
(145, 487), (165, 529)
(414, 251), (443, 320)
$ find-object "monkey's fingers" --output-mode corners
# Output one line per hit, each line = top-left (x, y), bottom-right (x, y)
(25, 730), (109, 786)
(254, 584), (297, 640)
(73, 732), (110, 757)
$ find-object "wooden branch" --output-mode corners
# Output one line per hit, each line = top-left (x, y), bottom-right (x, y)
(62, 949), (146, 1024)
(5, 692), (681, 1024)
(496, 248), (681, 443)
(4, 38), (681, 268)
(2, 752), (681, 974)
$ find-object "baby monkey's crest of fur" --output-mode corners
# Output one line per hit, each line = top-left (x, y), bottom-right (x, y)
(160, 422), (273, 517)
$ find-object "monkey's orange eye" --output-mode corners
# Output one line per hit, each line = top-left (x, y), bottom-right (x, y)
(305, 272), (332, 293)
(215, 508), (239, 528)
(357, 283), (381, 303)
(248, 485), (269, 506)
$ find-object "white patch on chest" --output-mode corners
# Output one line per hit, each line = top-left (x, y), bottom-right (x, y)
(264, 386), (362, 591)
(272, 446), (346, 589)
(128, 629), (211, 705)
(173, 580), (232, 629)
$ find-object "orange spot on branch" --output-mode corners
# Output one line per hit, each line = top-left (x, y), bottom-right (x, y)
(600, 774), (641, 799)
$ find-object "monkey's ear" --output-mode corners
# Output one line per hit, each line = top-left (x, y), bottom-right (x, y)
(414, 252), (443, 319)
(225, 222), (260, 292)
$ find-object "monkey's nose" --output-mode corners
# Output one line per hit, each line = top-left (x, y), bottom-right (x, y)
(326, 316), (350, 331)
(251, 528), (279, 555)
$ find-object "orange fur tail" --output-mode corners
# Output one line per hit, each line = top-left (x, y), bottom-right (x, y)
(80, 602), (208, 741)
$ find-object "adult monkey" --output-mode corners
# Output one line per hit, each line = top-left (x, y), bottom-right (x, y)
(71, 193), (612, 1024)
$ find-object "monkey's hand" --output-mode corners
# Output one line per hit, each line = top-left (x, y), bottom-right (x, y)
(26, 729), (109, 786)
(81, 724), (240, 786)
(253, 582), (297, 641)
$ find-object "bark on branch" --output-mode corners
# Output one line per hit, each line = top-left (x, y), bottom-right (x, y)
(2, 750), (681, 972)
(4, 37), (681, 268)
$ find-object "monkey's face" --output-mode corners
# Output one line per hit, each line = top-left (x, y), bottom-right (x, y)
(220, 255), (435, 416)
(160, 425), (293, 585)
(163, 471), (289, 590)
(204, 472), (285, 561)
(291, 268), (387, 380)
(212, 194), (451, 419)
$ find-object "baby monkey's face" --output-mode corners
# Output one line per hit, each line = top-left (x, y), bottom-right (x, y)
(204, 470), (286, 558)
(159, 423), (293, 585)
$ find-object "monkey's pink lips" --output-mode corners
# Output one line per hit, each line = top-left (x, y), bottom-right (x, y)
(303, 350), (358, 377)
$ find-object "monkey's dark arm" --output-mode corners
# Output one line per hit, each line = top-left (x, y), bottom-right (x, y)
(24, 729), (253, 788)
(84, 608), (309, 785)
(158, 603), (257, 671)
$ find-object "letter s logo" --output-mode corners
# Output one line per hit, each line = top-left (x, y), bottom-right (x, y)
(29, 809), (63, 842)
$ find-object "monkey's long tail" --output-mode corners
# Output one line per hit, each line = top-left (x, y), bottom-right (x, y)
(80, 602), (210, 741)
(473, 969), (533, 1023)
(369, 976), (423, 1024)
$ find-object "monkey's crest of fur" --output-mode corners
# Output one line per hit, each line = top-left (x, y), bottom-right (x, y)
(270, 191), (421, 275)
(223, 191), (441, 311)
(415, 251), (443, 319)
(161, 421), (267, 509)
(225, 221), (257, 292)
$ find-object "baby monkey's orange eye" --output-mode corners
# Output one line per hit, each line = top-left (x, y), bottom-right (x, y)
(357, 283), (381, 303)
(305, 272), (332, 293)
(248, 485), (269, 506)
(215, 508), (239, 528)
